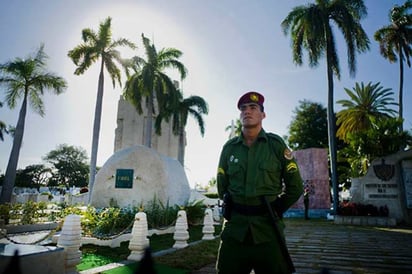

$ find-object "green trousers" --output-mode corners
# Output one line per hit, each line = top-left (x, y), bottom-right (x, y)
(216, 231), (290, 274)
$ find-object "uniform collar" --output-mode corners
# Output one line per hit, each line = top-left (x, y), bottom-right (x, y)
(235, 129), (268, 144)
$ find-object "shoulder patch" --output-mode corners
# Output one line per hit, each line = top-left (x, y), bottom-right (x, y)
(284, 148), (294, 160)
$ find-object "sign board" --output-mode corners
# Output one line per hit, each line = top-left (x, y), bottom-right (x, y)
(364, 183), (398, 199)
(115, 169), (134, 189)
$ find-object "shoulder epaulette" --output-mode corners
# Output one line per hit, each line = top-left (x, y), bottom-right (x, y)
(267, 132), (286, 146)
(223, 136), (240, 147)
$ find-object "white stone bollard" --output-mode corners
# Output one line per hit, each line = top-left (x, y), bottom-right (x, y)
(57, 214), (82, 274)
(128, 211), (150, 261)
(202, 208), (215, 240)
(173, 210), (189, 249)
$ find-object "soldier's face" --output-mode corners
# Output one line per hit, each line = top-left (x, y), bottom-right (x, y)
(239, 103), (265, 128)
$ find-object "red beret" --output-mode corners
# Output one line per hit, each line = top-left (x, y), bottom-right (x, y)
(237, 91), (264, 109)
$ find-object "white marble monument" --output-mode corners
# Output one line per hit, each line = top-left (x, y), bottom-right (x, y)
(90, 91), (191, 208)
(90, 145), (190, 208)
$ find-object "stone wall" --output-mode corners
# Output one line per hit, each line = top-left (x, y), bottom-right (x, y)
(292, 148), (330, 210)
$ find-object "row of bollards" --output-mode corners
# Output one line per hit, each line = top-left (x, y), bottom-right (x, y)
(57, 207), (218, 273)
(128, 207), (217, 261)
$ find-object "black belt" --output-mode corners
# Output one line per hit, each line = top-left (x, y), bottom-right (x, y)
(232, 200), (276, 216)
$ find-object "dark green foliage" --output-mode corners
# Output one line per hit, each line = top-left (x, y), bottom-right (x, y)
(287, 100), (328, 150)
(13, 164), (51, 189)
(342, 118), (412, 177)
(92, 207), (135, 236)
(43, 144), (89, 188)
(184, 200), (206, 225)
(0, 203), (11, 224)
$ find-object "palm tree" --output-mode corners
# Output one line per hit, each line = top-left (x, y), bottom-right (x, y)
(281, 0), (370, 214)
(374, 0), (412, 133)
(225, 119), (242, 139)
(124, 33), (187, 148)
(155, 90), (208, 165)
(0, 44), (67, 203)
(68, 17), (135, 202)
(336, 82), (398, 142)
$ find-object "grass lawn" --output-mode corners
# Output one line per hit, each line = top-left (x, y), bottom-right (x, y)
(77, 224), (222, 272)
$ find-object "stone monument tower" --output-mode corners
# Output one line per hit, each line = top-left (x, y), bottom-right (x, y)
(114, 96), (181, 159)
(90, 91), (191, 208)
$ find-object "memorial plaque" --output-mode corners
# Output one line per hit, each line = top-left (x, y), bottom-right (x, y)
(364, 183), (398, 199)
(115, 169), (134, 188)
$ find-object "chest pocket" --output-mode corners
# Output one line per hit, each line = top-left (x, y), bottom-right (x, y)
(227, 162), (245, 192)
(257, 157), (282, 191)
(227, 162), (242, 177)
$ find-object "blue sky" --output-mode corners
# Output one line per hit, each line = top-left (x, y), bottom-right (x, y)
(0, 0), (411, 188)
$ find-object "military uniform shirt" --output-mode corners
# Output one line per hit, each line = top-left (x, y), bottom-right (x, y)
(217, 129), (303, 244)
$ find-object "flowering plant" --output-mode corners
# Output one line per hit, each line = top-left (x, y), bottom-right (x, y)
(338, 201), (389, 217)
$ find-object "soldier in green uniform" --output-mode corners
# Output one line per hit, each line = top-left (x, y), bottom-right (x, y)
(216, 91), (303, 274)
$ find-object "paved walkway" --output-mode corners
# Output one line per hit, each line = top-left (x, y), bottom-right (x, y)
(193, 219), (412, 274)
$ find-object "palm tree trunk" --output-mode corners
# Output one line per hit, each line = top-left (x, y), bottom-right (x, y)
(398, 49), (404, 134)
(326, 49), (339, 215)
(177, 126), (185, 166)
(88, 59), (105, 204)
(0, 94), (28, 203)
(145, 92), (154, 148)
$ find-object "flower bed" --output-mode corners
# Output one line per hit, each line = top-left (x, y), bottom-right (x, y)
(335, 201), (395, 227)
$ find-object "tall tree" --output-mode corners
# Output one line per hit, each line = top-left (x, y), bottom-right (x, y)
(287, 100), (328, 150)
(68, 17), (135, 201)
(281, 0), (370, 214)
(0, 44), (67, 203)
(155, 91), (208, 165)
(43, 144), (89, 189)
(124, 33), (187, 148)
(374, 0), (412, 133)
(336, 82), (398, 142)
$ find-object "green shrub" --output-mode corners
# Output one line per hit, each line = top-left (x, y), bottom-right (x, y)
(0, 204), (11, 224)
(184, 200), (206, 225)
(145, 197), (178, 229)
(21, 200), (38, 224)
(93, 207), (135, 236)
